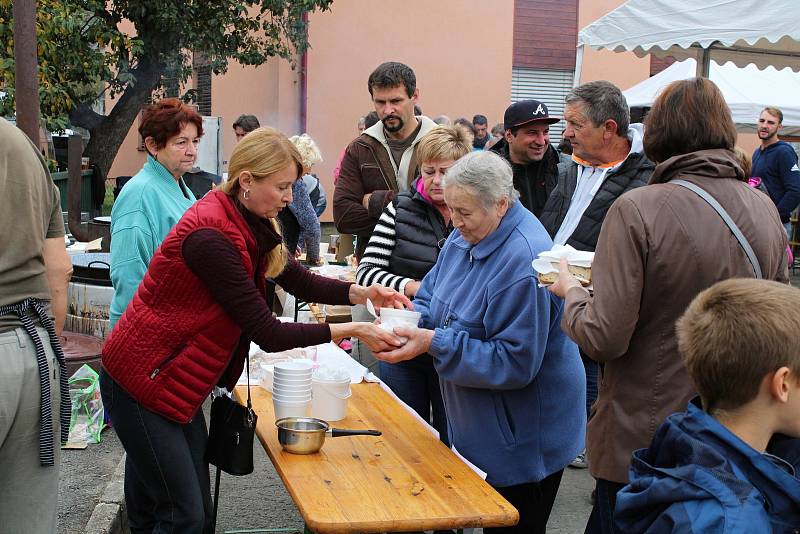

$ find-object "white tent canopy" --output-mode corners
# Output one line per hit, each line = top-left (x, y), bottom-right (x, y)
(623, 58), (800, 136)
(577, 0), (800, 76)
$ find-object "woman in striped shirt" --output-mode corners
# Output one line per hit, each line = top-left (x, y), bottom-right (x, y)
(356, 126), (471, 443)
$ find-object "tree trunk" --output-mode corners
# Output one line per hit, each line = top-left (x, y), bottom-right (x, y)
(83, 59), (163, 181)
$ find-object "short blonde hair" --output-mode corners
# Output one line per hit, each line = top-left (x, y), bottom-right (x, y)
(677, 279), (800, 412)
(222, 127), (303, 278)
(415, 126), (472, 165)
(288, 133), (323, 172)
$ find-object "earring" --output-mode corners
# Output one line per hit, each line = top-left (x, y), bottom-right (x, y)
(243, 189), (251, 200)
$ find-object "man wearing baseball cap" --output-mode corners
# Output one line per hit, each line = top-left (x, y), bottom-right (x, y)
(490, 99), (562, 217)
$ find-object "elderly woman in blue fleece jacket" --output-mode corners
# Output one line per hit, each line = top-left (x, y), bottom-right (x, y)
(375, 150), (586, 534)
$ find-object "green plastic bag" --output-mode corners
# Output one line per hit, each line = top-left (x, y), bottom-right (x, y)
(67, 364), (105, 444)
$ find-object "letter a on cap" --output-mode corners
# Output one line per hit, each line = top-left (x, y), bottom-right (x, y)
(533, 103), (546, 117)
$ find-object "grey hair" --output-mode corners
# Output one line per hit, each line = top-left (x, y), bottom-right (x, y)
(565, 80), (629, 136)
(442, 151), (519, 210)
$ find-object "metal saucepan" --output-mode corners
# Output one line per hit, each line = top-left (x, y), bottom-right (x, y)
(276, 417), (381, 455)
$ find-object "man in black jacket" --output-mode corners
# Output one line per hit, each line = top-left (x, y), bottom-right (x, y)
(539, 80), (654, 472)
(490, 100), (561, 217)
(540, 81), (653, 251)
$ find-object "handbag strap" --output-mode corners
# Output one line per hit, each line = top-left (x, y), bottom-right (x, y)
(244, 351), (252, 410)
(671, 179), (763, 279)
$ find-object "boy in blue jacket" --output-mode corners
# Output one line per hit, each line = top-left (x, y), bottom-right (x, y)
(615, 278), (800, 533)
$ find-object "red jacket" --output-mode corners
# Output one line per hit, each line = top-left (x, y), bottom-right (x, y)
(102, 191), (263, 423)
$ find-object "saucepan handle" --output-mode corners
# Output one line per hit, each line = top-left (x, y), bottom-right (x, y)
(329, 428), (382, 437)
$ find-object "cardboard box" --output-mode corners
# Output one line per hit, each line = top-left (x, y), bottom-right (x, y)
(322, 304), (352, 323)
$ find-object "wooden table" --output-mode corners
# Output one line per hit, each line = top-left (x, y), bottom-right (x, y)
(235, 382), (518, 533)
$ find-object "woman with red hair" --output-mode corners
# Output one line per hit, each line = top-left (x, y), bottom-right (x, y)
(109, 98), (204, 327)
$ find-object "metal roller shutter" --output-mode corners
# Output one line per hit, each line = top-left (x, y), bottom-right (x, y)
(511, 67), (574, 142)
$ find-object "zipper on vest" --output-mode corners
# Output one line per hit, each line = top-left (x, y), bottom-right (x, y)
(150, 348), (181, 379)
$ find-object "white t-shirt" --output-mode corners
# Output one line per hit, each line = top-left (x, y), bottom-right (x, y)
(553, 125), (644, 246)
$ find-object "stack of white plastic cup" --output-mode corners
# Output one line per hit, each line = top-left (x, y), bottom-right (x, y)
(272, 359), (313, 420)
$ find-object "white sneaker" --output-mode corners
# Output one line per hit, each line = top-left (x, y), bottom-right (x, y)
(569, 449), (588, 469)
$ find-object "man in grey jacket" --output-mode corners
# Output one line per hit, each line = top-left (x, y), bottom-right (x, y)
(539, 80), (653, 470)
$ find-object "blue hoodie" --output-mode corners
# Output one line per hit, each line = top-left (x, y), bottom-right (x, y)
(413, 201), (586, 487)
(616, 399), (800, 533)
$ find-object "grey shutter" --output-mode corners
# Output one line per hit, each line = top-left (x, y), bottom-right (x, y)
(511, 67), (574, 143)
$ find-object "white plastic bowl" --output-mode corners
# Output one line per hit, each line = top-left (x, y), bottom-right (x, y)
(379, 307), (421, 325)
(273, 392), (312, 403)
(273, 376), (313, 386)
(273, 398), (310, 420)
(273, 383), (312, 394)
(274, 359), (314, 375)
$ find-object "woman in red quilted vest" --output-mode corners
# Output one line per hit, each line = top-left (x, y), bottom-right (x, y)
(100, 127), (409, 533)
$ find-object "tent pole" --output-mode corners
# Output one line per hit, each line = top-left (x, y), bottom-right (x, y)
(696, 46), (712, 77)
(573, 44), (584, 88)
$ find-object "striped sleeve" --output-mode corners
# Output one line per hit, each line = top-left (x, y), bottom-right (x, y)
(355, 202), (414, 293)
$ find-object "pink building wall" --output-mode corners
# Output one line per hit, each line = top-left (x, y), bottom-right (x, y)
(305, 0), (514, 220)
(108, 0), (514, 222)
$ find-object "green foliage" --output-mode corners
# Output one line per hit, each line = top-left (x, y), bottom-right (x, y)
(0, 0), (331, 131)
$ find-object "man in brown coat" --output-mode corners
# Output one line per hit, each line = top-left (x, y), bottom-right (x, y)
(333, 61), (436, 261)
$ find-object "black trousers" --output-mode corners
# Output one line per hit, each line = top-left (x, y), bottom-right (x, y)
(485, 469), (564, 534)
(100, 369), (213, 533)
(584, 479), (626, 534)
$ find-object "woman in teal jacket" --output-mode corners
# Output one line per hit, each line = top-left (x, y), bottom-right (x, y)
(109, 99), (203, 327)
(375, 150), (586, 534)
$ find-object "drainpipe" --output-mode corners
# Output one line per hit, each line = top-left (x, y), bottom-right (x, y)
(12, 0), (40, 144)
(299, 12), (309, 133)
(68, 134), (91, 241)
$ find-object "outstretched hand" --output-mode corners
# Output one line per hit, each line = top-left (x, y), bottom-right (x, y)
(350, 284), (413, 310)
(355, 322), (406, 353)
(374, 324), (433, 364)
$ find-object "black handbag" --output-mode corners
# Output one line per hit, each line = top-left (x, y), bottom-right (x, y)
(205, 354), (257, 476)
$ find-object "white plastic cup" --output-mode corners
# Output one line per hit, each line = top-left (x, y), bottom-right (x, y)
(273, 397), (310, 420)
(379, 307), (422, 342)
(311, 377), (352, 422)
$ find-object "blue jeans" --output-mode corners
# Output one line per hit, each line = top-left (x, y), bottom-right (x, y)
(379, 354), (449, 446)
(100, 369), (213, 533)
(584, 479), (626, 534)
